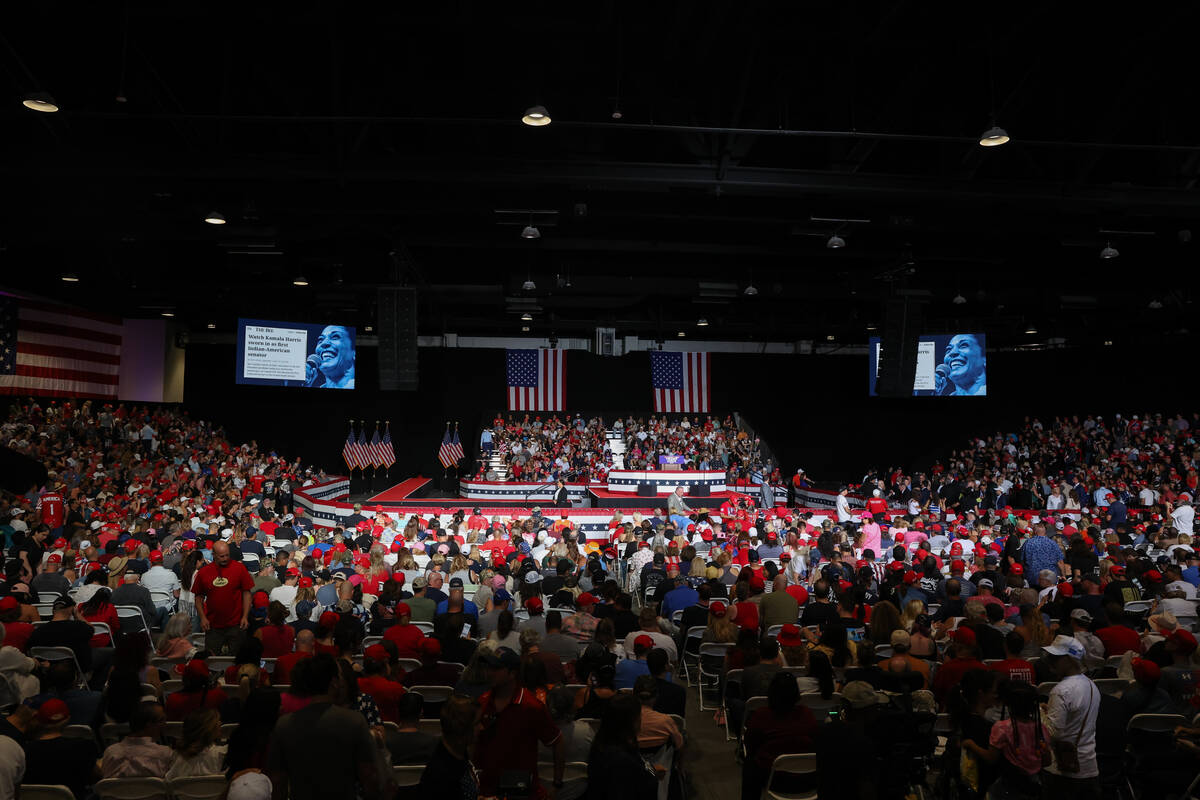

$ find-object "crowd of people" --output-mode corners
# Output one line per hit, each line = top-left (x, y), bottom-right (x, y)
(4, 399), (1200, 798)
(475, 414), (613, 483)
(857, 412), (1200, 517)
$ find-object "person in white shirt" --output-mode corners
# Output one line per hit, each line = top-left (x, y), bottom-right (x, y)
(141, 552), (182, 612)
(1172, 498), (1195, 536)
(1163, 566), (1198, 599)
(1139, 485), (1158, 507)
(1046, 485), (1065, 510)
(835, 487), (853, 524)
(1041, 635), (1100, 791)
(0, 734), (24, 798)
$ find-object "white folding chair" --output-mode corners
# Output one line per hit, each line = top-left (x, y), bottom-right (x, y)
(417, 718), (442, 737)
(34, 603), (56, 619)
(1124, 600), (1152, 617)
(116, 605), (153, 640)
(680, 625), (706, 686)
(91, 622), (115, 646)
(93, 777), (171, 800)
(397, 658), (422, 672)
(393, 765), (425, 787)
(1095, 678), (1132, 696)
(29, 646), (88, 689)
(697, 642), (731, 710)
(18, 786), (76, 800)
(413, 621), (435, 635)
(765, 625), (784, 639)
(62, 723), (96, 740)
(1127, 713), (1189, 733)
(762, 753), (818, 800)
(362, 635), (383, 649)
(723, 668), (744, 741)
(739, 695), (768, 751)
(167, 775), (228, 800)
(100, 722), (130, 747)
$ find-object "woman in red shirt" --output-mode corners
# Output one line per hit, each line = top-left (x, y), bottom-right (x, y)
(79, 588), (121, 646)
(254, 601), (295, 658)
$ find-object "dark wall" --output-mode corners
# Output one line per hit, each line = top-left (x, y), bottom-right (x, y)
(180, 341), (1200, 485)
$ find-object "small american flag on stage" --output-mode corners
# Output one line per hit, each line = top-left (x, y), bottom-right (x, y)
(353, 429), (371, 471)
(380, 424), (396, 469)
(342, 427), (359, 471)
(651, 351), (711, 413)
(506, 348), (564, 411)
(438, 426), (464, 468)
(0, 297), (122, 399)
(368, 428), (384, 469)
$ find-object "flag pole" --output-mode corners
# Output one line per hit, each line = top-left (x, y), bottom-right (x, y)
(385, 420), (391, 479)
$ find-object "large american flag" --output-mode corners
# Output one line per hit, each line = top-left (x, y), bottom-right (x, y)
(506, 348), (564, 411)
(438, 426), (464, 468)
(0, 297), (122, 399)
(651, 351), (711, 412)
(353, 429), (372, 471)
(342, 427), (359, 471)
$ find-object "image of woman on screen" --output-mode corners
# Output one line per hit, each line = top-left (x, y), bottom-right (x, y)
(309, 324), (356, 388)
(942, 333), (986, 396)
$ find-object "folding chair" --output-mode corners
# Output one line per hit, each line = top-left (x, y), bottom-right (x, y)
(93, 777), (171, 800)
(397, 658), (422, 672)
(798, 692), (843, 718)
(1095, 678), (1132, 696)
(765, 625), (784, 639)
(168, 775), (228, 800)
(417, 718), (442, 737)
(680, 626), (706, 686)
(29, 646), (88, 689)
(413, 621), (435, 635)
(1127, 713), (1189, 733)
(1124, 600), (1152, 618)
(577, 717), (602, 734)
(723, 668), (744, 741)
(697, 642), (731, 711)
(18, 786), (76, 800)
(34, 603), (56, 619)
(739, 695), (768, 754)
(393, 765), (425, 787)
(62, 724), (96, 740)
(410, 685), (453, 717)
(91, 622), (115, 646)
(116, 605), (154, 644)
(162, 721), (184, 744)
(537, 761), (588, 796)
(100, 722), (130, 747)
(362, 635), (383, 649)
(762, 753), (819, 800)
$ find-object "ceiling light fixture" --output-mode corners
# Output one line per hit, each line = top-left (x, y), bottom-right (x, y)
(1149, 299), (1164, 309)
(744, 284), (758, 297)
(161, 311), (175, 318)
(677, 331), (686, 337)
(21, 92), (59, 113)
(522, 278), (536, 291)
(206, 322), (216, 329)
(521, 226), (540, 240)
(293, 276), (309, 287)
(364, 325), (374, 333)
(979, 125), (1010, 147)
(204, 211), (226, 225)
(1024, 325), (1038, 335)
(826, 234), (846, 249)
(952, 293), (967, 305)
(521, 325), (530, 332)
(697, 318), (709, 327)
(1100, 242), (1119, 259)
(520, 312), (533, 322)
(866, 324), (878, 331)
(521, 105), (551, 126)
(60, 273), (79, 283)
(826, 334), (836, 341)
(1104, 340), (1114, 346)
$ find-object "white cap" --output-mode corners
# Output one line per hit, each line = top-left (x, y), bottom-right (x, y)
(227, 772), (272, 800)
(79, 540), (91, 550)
(90, 520), (103, 530)
(221, 528), (233, 540)
(1042, 635), (1085, 659)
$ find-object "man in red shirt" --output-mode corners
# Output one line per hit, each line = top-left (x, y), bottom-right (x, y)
(357, 644), (407, 723)
(1094, 602), (1143, 657)
(931, 627), (989, 709)
(38, 486), (65, 533)
(274, 629), (315, 685)
(382, 603), (425, 658)
(193, 541), (254, 655)
(475, 647), (564, 798)
(988, 630), (1036, 683)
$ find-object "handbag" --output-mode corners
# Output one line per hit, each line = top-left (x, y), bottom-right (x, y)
(1050, 684), (1095, 774)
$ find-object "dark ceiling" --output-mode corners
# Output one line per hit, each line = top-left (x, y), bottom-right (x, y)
(1, 2), (1198, 347)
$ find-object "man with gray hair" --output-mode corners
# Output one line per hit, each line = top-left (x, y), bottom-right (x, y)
(1036, 569), (1060, 604)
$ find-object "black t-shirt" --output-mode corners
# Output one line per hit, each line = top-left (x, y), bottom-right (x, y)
(14, 537), (45, 571)
(28, 619), (94, 671)
(586, 747), (657, 800)
(800, 602), (836, 628)
(23, 736), (98, 799)
(417, 740), (478, 800)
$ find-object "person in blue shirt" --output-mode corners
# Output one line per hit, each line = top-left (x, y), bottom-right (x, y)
(1106, 495), (1128, 528)
(1182, 552), (1200, 588)
(1020, 524), (1063, 579)
(434, 577), (479, 618)
(614, 635), (654, 690)
(660, 577), (698, 622)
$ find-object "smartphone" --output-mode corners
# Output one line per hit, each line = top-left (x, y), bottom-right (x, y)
(461, 623), (472, 638)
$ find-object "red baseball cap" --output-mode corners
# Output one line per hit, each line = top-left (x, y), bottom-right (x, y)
(298, 576), (313, 588)
(319, 611), (340, 629)
(950, 559), (965, 572)
(420, 638), (442, 657)
(634, 634), (654, 650)
(47, 553), (62, 564)
(0, 596), (19, 613)
(777, 624), (804, 647)
(949, 542), (964, 555)
(525, 597), (543, 611)
(395, 602), (411, 617)
(36, 698), (71, 725)
(364, 644), (390, 662)
(709, 601), (727, 617)
(149, 550), (163, 563)
(1010, 563), (1024, 575)
(577, 593), (596, 606)
(950, 627), (977, 646)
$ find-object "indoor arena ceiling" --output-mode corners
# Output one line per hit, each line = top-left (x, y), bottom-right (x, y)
(1, 2), (1198, 348)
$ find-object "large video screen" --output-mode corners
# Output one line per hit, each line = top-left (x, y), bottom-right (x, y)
(236, 319), (356, 389)
(868, 333), (987, 396)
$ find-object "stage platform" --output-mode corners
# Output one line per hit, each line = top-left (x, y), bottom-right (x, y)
(366, 478), (431, 503)
(586, 487), (737, 510)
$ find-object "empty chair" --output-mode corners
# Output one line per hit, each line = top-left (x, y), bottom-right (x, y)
(168, 776), (228, 800)
(93, 777), (171, 800)
(697, 642), (732, 710)
(739, 695), (768, 749)
(1124, 600), (1153, 617)
(1127, 713), (1189, 733)
(17, 787), (75, 800)
(723, 668), (745, 742)
(762, 753), (819, 800)
(1095, 678), (1132, 697)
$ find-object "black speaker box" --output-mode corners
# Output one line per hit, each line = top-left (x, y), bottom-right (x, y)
(377, 287), (418, 391)
(690, 484), (711, 497)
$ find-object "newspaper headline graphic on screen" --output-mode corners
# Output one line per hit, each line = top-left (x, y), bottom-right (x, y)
(868, 333), (987, 396)
(236, 319), (356, 389)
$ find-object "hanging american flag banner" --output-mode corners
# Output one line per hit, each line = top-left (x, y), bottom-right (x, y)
(651, 351), (711, 412)
(0, 297), (122, 399)
(506, 348), (564, 411)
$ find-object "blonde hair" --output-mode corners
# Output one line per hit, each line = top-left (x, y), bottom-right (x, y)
(901, 599), (925, 631)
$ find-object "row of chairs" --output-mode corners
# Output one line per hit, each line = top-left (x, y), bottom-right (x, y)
(23, 775), (227, 800)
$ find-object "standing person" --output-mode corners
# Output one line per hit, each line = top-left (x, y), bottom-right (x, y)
(1041, 636), (1100, 796)
(585, 693), (661, 800)
(193, 541), (254, 656)
(835, 487), (854, 525)
(416, 696), (479, 800)
(267, 653), (382, 800)
(474, 647), (564, 798)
